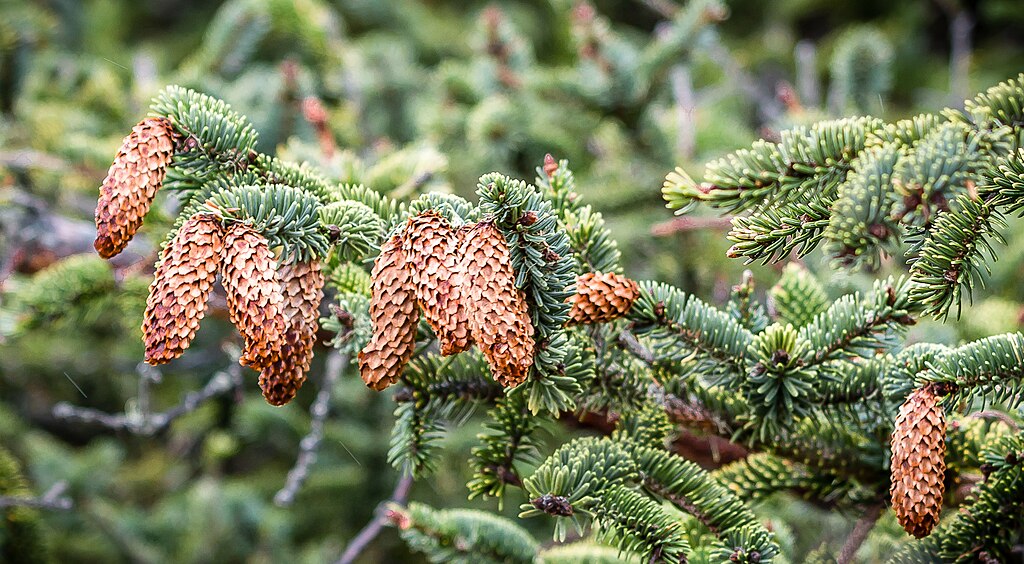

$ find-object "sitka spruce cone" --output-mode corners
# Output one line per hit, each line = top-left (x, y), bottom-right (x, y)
(259, 260), (324, 406)
(359, 233), (420, 391)
(568, 271), (640, 325)
(94, 117), (179, 258)
(460, 222), (535, 388)
(890, 386), (947, 538)
(142, 213), (224, 365)
(402, 211), (473, 356)
(220, 222), (287, 371)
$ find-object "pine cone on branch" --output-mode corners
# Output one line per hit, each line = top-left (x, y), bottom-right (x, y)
(402, 211), (473, 356)
(142, 213), (224, 365)
(460, 222), (535, 387)
(220, 223), (287, 370)
(259, 260), (324, 406)
(94, 117), (179, 258)
(359, 234), (419, 391)
(890, 385), (947, 538)
(567, 271), (640, 325)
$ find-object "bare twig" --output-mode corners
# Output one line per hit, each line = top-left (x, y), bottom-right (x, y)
(671, 64), (696, 159)
(794, 40), (820, 108)
(52, 366), (242, 436)
(651, 215), (733, 236)
(837, 503), (884, 564)
(336, 473), (415, 564)
(0, 481), (72, 511)
(275, 351), (349, 506)
(617, 330), (655, 365)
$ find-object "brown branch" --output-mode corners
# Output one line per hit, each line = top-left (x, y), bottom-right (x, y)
(0, 481), (72, 511)
(651, 215), (733, 236)
(837, 503), (884, 564)
(336, 473), (414, 564)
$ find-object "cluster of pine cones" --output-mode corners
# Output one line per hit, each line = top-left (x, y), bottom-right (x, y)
(359, 210), (640, 391)
(93, 117), (322, 406)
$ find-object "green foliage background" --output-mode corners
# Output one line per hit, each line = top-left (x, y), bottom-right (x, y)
(1, 0), (1023, 561)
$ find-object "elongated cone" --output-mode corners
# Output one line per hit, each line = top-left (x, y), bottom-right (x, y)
(402, 212), (473, 355)
(460, 222), (534, 387)
(359, 234), (419, 391)
(95, 117), (179, 258)
(220, 223), (287, 370)
(142, 214), (224, 364)
(259, 260), (324, 406)
(567, 271), (640, 325)
(890, 386), (947, 538)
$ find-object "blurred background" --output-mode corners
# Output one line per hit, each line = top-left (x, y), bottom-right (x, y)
(1, 0), (1023, 561)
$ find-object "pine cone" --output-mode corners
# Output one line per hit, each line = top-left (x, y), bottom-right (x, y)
(95, 117), (179, 258)
(359, 234), (419, 391)
(567, 271), (640, 325)
(142, 213), (224, 365)
(259, 260), (324, 406)
(402, 212), (473, 355)
(220, 223), (287, 370)
(460, 222), (535, 387)
(890, 386), (947, 538)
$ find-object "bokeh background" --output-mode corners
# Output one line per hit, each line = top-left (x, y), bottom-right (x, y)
(2, 0), (1024, 561)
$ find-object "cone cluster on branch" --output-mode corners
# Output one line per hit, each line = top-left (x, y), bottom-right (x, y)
(94, 117), (179, 258)
(890, 386), (947, 538)
(359, 214), (535, 389)
(360, 211), (643, 390)
(567, 271), (640, 325)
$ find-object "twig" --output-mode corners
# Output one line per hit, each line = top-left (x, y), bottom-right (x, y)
(275, 351), (349, 506)
(794, 40), (819, 108)
(0, 481), (72, 511)
(670, 64), (696, 159)
(837, 503), (883, 564)
(651, 215), (733, 236)
(617, 330), (655, 366)
(336, 473), (415, 564)
(52, 366), (242, 436)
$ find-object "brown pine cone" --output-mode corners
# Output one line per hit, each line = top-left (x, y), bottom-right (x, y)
(460, 222), (535, 387)
(567, 271), (640, 325)
(95, 117), (179, 258)
(220, 223), (287, 370)
(402, 212), (473, 356)
(359, 234), (419, 391)
(259, 260), (324, 406)
(142, 213), (224, 365)
(890, 386), (947, 538)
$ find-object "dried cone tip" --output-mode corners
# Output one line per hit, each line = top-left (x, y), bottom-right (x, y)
(568, 271), (640, 325)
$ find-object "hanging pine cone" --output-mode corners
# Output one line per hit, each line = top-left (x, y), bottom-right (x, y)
(220, 223), (287, 370)
(359, 234), (419, 391)
(567, 271), (640, 325)
(142, 213), (224, 365)
(402, 212), (473, 356)
(258, 260), (324, 406)
(94, 117), (179, 258)
(460, 222), (535, 387)
(890, 385), (947, 538)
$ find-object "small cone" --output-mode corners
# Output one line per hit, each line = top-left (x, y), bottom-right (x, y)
(402, 212), (473, 355)
(460, 222), (534, 387)
(890, 386), (947, 538)
(95, 117), (179, 258)
(142, 213), (224, 364)
(359, 234), (419, 391)
(567, 271), (640, 325)
(220, 223), (287, 370)
(259, 260), (324, 406)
